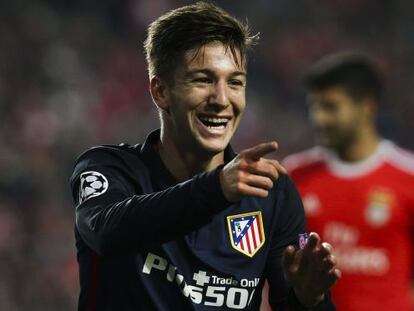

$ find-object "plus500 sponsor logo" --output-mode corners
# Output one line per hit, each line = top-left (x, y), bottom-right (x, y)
(142, 253), (259, 309)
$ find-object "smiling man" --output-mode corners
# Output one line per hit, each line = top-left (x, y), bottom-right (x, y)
(151, 42), (246, 181)
(70, 2), (340, 310)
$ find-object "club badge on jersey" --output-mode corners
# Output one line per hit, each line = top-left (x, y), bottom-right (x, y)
(365, 187), (394, 227)
(227, 211), (265, 257)
(78, 171), (109, 203)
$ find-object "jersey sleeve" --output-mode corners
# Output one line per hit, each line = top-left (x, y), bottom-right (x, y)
(70, 148), (231, 256)
(265, 176), (336, 310)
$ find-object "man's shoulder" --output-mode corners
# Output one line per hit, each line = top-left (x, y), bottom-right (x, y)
(73, 143), (144, 169)
(70, 143), (148, 184)
(282, 146), (327, 174)
(76, 143), (142, 162)
(381, 140), (414, 177)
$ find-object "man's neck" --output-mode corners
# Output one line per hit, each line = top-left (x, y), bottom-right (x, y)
(336, 127), (381, 162)
(157, 131), (225, 182)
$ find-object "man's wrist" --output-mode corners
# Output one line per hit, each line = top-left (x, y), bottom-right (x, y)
(293, 288), (325, 308)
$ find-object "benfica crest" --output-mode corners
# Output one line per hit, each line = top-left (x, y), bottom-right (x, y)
(227, 211), (265, 257)
(365, 187), (395, 227)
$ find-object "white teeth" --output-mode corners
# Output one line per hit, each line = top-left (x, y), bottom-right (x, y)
(199, 116), (229, 124)
(207, 125), (225, 129)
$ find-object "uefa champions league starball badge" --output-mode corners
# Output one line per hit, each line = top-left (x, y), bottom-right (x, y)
(79, 171), (109, 203)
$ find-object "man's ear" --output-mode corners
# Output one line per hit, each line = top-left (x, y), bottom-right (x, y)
(150, 77), (170, 112)
(361, 97), (377, 120)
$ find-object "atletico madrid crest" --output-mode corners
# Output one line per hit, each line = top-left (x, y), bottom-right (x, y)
(227, 211), (265, 257)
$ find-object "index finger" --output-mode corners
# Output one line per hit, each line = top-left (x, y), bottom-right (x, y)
(302, 232), (321, 253)
(243, 141), (278, 160)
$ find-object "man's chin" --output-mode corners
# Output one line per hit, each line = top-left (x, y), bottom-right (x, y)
(201, 144), (226, 155)
(197, 138), (228, 155)
(315, 134), (336, 147)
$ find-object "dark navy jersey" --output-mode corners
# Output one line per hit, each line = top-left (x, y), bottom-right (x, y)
(70, 130), (335, 311)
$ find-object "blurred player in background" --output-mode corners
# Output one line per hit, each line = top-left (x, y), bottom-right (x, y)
(70, 2), (340, 310)
(284, 52), (414, 311)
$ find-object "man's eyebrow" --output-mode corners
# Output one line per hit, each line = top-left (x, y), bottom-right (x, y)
(186, 69), (247, 77)
(230, 71), (247, 77)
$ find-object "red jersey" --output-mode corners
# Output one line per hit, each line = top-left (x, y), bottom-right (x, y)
(284, 140), (414, 311)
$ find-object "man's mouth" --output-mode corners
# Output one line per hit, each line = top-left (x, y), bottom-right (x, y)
(197, 116), (230, 129)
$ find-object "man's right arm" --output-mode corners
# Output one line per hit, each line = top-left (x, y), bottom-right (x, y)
(71, 151), (230, 256)
(72, 142), (285, 256)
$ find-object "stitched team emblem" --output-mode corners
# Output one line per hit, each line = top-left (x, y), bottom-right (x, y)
(79, 171), (109, 203)
(227, 211), (265, 257)
(365, 187), (394, 227)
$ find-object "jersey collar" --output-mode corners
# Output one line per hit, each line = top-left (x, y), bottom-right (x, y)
(139, 129), (236, 189)
(324, 140), (393, 178)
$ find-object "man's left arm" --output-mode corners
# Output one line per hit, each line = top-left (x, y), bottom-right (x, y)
(265, 176), (340, 310)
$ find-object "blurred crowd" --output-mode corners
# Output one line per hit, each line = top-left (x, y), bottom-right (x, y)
(1, 0), (413, 309)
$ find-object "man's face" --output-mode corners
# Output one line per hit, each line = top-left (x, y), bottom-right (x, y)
(163, 42), (246, 155)
(308, 86), (366, 150)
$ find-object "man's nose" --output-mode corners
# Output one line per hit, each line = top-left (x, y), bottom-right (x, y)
(208, 80), (230, 108)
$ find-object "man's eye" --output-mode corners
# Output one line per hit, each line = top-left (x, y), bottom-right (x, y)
(322, 102), (339, 112)
(229, 79), (244, 87)
(193, 77), (211, 84)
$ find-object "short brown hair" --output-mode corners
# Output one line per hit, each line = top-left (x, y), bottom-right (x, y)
(304, 51), (383, 101)
(144, 1), (258, 81)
